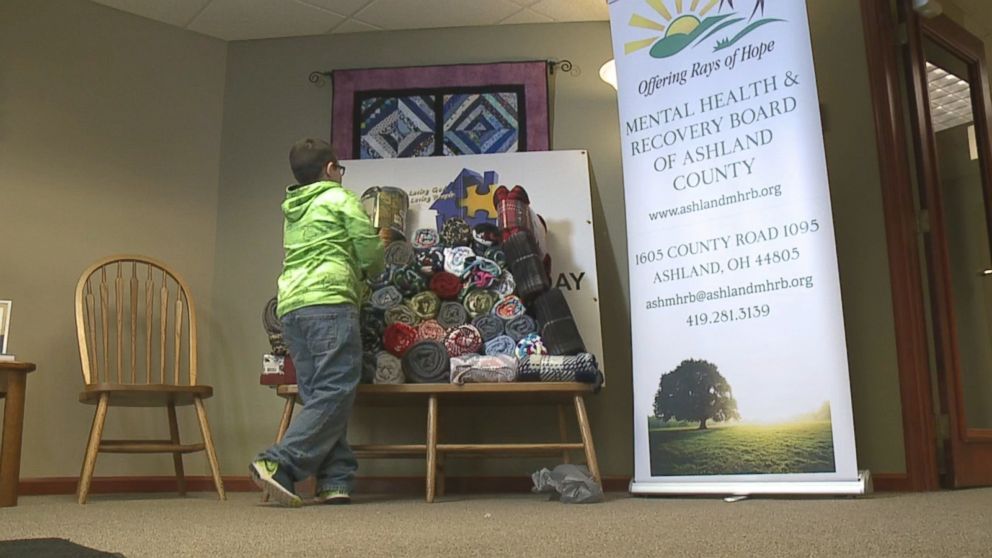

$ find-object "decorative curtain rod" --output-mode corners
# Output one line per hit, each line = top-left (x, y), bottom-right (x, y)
(308, 59), (575, 87)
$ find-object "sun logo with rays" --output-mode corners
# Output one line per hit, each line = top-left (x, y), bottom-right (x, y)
(625, 0), (783, 59)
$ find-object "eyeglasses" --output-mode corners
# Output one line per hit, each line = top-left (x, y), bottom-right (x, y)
(335, 163), (346, 176)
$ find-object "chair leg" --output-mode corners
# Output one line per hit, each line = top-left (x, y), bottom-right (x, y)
(426, 395), (438, 503)
(573, 395), (601, 485)
(167, 402), (187, 496)
(78, 394), (109, 505)
(193, 397), (226, 501)
(557, 404), (571, 464)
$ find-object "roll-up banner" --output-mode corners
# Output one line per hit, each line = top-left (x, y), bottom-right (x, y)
(607, 0), (867, 495)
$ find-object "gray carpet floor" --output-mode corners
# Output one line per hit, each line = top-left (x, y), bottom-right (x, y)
(2, 489), (991, 557)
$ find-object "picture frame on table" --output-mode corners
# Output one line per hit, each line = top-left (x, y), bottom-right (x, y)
(0, 300), (11, 355)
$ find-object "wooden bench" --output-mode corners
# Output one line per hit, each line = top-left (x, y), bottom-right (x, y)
(270, 382), (600, 502)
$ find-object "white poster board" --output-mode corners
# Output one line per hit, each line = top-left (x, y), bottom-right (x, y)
(341, 150), (604, 370)
(608, 0), (865, 494)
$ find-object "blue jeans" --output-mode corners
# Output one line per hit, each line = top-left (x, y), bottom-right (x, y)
(260, 304), (361, 494)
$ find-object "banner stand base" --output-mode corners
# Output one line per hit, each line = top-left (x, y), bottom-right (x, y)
(629, 470), (872, 497)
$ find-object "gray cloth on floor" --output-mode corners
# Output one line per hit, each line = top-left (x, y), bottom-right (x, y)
(531, 464), (604, 504)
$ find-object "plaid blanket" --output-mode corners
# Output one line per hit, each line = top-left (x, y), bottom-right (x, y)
(518, 353), (602, 387)
(534, 289), (586, 355)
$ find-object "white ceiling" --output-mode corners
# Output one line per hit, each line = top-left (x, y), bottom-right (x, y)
(88, 0), (610, 41)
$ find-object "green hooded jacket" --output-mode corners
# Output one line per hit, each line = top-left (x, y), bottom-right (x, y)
(277, 180), (384, 317)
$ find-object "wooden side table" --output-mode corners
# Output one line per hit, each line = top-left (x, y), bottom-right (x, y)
(0, 361), (35, 507)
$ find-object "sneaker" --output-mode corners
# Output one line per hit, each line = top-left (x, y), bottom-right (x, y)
(315, 488), (351, 505)
(250, 459), (303, 508)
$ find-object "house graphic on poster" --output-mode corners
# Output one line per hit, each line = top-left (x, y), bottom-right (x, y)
(429, 168), (499, 230)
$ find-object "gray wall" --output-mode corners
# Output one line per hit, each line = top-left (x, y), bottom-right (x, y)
(3, 0), (907, 481)
(0, 0), (227, 477)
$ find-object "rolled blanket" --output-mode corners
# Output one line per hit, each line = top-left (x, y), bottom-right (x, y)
(370, 286), (404, 312)
(450, 354), (518, 384)
(374, 351), (405, 384)
(391, 266), (427, 297)
(430, 271), (462, 300)
(369, 267), (394, 291)
(402, 341), (450, 383)
(472, 223), (501, 248)
(484, 246), (507, 267)
(408, 291), (441, 320)
(444, 325), (484, 357)
(412, 228), (440, 250)
(463, 289), (501, 318)
(415, 248), (445, 276)
(533, 288), (587, 355)
(441, 217), (473, 247)
(492, 295), (526, 321)
(361, 351), (377, 384)
(443, 246), (475, 276)
(515, 333), (547, 359)
(484, 335), (517, 357)
(464, 256), (502, 287)
(384, 240), (415, 267)
(360, 307), (386, 352)
(503, 231), (550, 302)
(518, 353), (602, 386)
(437, 301), (469, 329)
(263, 296), (287, 355)
(472, 314), (505, 342)
(506, 315), (538, 342)
(495, 271), (516, 298)
(417, 319), (448, 342)
(383, 323), (418, 357)
(385, 305), (420, 327)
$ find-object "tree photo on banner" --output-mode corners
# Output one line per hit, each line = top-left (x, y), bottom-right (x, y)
(608, 0), (864, 493)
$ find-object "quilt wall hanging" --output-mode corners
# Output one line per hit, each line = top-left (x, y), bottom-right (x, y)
(330, 61), (551, 160)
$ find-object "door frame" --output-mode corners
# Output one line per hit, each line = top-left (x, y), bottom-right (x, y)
(910, 10), (992, 487)
(861, 0), (992, 489)
(859, 0), (940, 492)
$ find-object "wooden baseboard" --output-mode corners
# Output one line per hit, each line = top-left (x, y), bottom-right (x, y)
(872, 473), (914, 492)
(19, 475), (631, 496)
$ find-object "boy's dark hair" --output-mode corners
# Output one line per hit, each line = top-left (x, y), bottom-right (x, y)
(289, 138), (337, 184)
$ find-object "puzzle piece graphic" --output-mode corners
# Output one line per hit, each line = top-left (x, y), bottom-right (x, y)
(429, 168), (499, 230)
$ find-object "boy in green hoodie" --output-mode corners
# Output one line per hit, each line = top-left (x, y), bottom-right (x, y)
(250, 138), (384, 507)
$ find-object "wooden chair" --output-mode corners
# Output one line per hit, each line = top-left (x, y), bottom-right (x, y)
(74, 255), (225, 504)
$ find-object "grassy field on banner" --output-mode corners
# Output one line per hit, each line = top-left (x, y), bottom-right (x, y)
(648, 421), (836, 476)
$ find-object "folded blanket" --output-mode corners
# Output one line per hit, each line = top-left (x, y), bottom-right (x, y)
(484, 335), (517, 356)
(518, 353), (602, 387)
(417, 319), (448, 342)
(444, 325), (484, 357)
(391, 266), (427, 297)
(472, 314), (505, 342)
(384, 240), (415, 267)
(503, 231), (550, 302)
(450, 354), (519, 384)
(443, 246), (475, 276)
(437, 301), (469, 329)
(408, 291), (441, 320)
(370, 286), (404, 312)
(412, 228), (440, 250)
(463, 289), (501, 318)
(383, 323), (418, 357)
(533, 288), (587, 355)
(374, 351), (405, 384)
(515, 333), (547, 359)
(415, 248), (445, 276)
(441, 218), (473, 247)
(505, 315), (538, 342)
(402, 341), (450, 383)
(430, 271), (462, 300)
(492, 295), (526, 321)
